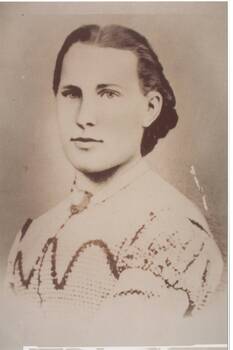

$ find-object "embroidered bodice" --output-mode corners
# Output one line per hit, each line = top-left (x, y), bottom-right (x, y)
(5, 161), (223, 320)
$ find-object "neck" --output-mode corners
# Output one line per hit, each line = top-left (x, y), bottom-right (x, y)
(74, 155), (143, 195)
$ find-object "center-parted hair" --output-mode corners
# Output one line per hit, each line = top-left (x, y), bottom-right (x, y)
(53, 24), (178, 156)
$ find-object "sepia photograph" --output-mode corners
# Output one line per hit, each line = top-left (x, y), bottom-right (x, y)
(0, 2), (227, 349)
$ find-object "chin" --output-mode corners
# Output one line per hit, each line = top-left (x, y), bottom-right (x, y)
(77, 161), (119, 175)
(72, 160), (122, 183)
(65, 147), (136, 176)
(69, 156), (118, 174)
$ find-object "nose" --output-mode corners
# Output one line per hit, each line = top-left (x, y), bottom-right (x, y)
(75, 99), (96, 129)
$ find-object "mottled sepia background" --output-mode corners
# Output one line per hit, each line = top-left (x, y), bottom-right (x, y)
(0, 0), (227, 319)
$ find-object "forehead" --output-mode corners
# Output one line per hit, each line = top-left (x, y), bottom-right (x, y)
(61, 43), (139, 87)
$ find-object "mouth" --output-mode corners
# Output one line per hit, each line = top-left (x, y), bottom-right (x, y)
(70, 137), (103, 143)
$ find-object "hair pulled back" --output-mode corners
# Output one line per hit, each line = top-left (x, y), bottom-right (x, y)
(53, 24), (178, 156)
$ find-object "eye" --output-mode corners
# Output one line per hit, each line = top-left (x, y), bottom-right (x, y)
(61, 87), (82, 99)
(61, 91), (77, 99)
(98, 89), (121, 99)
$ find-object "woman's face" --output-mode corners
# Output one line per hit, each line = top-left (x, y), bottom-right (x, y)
(56, 43), (150, 173)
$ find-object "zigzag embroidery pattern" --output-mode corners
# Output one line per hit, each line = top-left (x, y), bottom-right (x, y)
(13, 238), (120, 293)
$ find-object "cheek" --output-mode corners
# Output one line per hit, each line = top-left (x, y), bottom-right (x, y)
(102, 102), (143, 136)
(56, 101), (76, 135)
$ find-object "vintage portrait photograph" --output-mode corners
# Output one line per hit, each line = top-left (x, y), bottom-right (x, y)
(0, 2), (227, 349)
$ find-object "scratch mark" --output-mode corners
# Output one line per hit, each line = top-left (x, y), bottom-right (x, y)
(202, 194), (209, 211)
(190, 165), (209, 211)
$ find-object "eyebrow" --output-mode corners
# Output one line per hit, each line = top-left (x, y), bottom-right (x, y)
(96, 84), (121, 90)
(61, 85), (80, 91)
(61, 83), (122, 92)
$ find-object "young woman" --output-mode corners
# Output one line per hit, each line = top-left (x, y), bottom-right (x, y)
(5, 24), (223, 344)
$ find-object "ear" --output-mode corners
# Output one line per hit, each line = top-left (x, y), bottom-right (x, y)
(142, 91), (163, 128)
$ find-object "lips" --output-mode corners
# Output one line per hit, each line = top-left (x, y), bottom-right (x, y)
(70, 137), (103, 143)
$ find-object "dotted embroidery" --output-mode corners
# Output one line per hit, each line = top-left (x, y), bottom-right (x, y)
(113, 289), (157, 299)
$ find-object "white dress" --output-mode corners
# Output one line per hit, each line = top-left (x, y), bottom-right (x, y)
(5, 160), (223, 324)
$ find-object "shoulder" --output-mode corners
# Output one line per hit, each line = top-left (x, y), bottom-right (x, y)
(133, 166), (223, 269)
(139, 167), (209, 227)
(118, 167), (224, 313)
(142, 168), (223, 259)
(9, 192), (78, 254)
(119, 164), (222, 268)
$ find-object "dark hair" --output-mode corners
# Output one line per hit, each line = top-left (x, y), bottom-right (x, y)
(53, 24), (178, 156)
